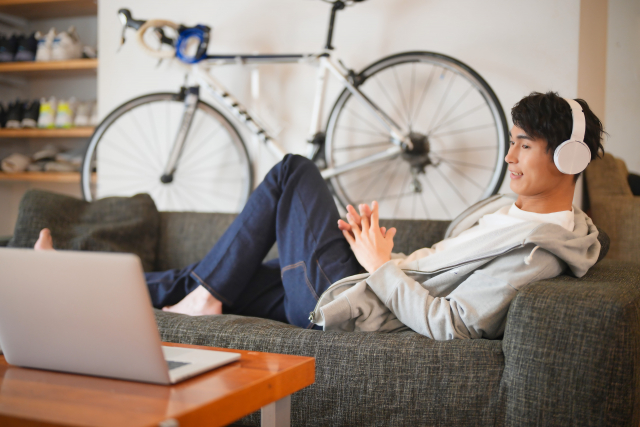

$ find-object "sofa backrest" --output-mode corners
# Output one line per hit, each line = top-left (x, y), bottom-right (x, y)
(155, 212), (451, 271)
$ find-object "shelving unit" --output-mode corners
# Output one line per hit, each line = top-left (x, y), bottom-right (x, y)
(0, 0), (98, 235)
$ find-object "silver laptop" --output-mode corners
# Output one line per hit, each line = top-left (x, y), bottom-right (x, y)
(0, 248), (240, 385)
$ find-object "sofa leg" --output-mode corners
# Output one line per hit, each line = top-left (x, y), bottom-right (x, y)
(261, 395), (291, 427)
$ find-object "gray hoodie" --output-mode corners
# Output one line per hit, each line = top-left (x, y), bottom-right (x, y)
(309, 202), (601, 340)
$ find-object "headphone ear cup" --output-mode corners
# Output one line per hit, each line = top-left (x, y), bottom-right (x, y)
(554, 140), (591, 174)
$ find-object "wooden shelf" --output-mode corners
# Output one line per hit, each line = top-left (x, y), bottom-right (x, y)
(0, 171), (94, 183)
(0, 127), (94, 138)
(0, 58), (97, 78)
(0, 0), (96, 20)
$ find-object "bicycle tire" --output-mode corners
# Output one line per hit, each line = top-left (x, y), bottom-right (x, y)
(324, 51), (509, 220)
(81, 92), (252, 212)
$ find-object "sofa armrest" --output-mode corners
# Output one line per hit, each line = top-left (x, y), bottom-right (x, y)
(500, 259), (640, 426)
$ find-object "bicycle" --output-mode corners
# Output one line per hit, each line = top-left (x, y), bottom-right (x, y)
(82, 0), (509, 220)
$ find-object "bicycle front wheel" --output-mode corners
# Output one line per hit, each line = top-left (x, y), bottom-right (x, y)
(82, 93), (252, 212)
(325, 51), (509, 220)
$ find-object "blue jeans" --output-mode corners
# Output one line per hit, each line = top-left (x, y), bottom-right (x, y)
(145, 155), (363, 328)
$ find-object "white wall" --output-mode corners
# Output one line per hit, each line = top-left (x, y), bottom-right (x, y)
(605, 0), (640, 174)
(98, 0), (581, 191)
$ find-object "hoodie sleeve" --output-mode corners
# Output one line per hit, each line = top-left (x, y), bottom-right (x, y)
(366, 246), (565, 340)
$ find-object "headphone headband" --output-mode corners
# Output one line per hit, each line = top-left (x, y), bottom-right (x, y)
(564, 98), (586, 143)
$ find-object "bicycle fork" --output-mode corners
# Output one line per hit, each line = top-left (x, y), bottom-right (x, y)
(160, 86), (200, 183)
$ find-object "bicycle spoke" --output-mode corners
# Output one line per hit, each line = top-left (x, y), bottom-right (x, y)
(180, 122), (223, 160)
(431, 145), (497, 154)
(430, 123), (495, 138)
(392, 66), (411, 127)
(423, 174), (450, 218)
(128, 108), (164, 171)
(337, 126), (390, 138)
(99, 136), (149, 171)
(373, 75), (405, 126)
(419, 190), (430, 219)
(408, 63), (416, 127)
(427, 73), (456, 131)
(339, 160), (390, 188)
(432, 165), (469, 205)
(436, 157), (494, 171)
(378, 158), (404, 205)
(358, 158), (396, 202)
(334, 141), (391, 152)
(345, 108), (388, 136)
(429, 103), (486, 134)
(429, 85), (473, 134)
(393, 170), (411, 218)
(440, 162), (484, 190)
(411, 65), (437, 125)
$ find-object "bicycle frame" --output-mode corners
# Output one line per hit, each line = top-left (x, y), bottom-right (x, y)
(172, 51), (410, 181)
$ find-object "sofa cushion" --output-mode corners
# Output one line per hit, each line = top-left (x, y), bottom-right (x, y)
(154, 311), (505, 427)
(8, 190), (160, 272)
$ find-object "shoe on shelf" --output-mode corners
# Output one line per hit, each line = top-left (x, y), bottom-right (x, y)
(21, 100), (40, 128)
(1, 153), (31, 173)
(83, 45), (97, 59)
(51, 26), (83, 61)
(38, 96), (57, 128)
(44, 161), (77, 172)
(0, 34), (18, 62)
(35, 28), (56, 62)
(27, 160), (47, 172)
(55, 97), (77, 128)
(55, 146), (84, 167)
(74, 101), (91, 127)
(33, 143), (60, 161)
(14, 33), (38, 62)
(5, 100), (24, 129)
(0, 103), (6, 128)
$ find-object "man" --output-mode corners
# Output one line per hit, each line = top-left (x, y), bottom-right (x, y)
(35, 91), (605, 340)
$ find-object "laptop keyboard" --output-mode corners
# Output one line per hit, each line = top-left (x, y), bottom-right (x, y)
(167, 360), (191, 370)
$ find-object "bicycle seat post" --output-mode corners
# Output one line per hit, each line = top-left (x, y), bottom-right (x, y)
(325, 1), (345, 50)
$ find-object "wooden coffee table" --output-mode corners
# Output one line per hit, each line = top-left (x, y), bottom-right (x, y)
(0, 342), (315, 427)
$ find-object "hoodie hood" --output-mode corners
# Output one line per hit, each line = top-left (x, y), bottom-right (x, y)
(525, 206), (600, 278)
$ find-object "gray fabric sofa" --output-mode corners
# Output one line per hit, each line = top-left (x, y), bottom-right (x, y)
(4, 197), (639, 426)
(150, 212), (638, 427)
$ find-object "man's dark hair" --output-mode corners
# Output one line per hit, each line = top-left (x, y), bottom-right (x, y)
(511, 91), (605, 181)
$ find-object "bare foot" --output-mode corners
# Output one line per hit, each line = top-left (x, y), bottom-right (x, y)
(162, 285), (223, 316)
(34, 228), (54, 250)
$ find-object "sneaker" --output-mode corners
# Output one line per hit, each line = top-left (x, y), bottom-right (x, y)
(21, 100), (40, 128)
(14, 33), (37, 62)
(51, 26), (83, 61)
(0, 103), (6, 128)
(35, 28), (56, 62)
(5, 100), (24, 128)
(55, 146), (84, 167)
(0, 34), (18, 62)
(82, 45), (97, 59)
(55, 97), (77, 128)
(33, 143), (60, 161)
(74, 101), (91, 127)
(1, 153), (31, 172)
(38, 96), (57, 128)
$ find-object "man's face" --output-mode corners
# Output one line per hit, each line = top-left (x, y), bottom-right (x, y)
(505, 125), (566, 196)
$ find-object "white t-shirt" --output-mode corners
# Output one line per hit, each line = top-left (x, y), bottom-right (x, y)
(394, 203), (575, 265)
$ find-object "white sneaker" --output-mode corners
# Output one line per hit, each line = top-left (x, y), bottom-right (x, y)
(35, 28), (56, 62)
(55, 97), (77, 128)
(51, 26), (83, 61)
(74, 101), (91, 127)
(37, 96), (57, 128)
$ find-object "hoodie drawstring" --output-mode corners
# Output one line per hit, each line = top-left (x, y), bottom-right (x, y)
(524, 246), (540, 265)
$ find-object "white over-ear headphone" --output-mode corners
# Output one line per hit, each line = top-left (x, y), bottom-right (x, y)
(554, 98), (592, 174)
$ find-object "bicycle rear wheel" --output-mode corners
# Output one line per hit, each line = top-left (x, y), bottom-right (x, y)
(82, 93), (252, 212)
(325, 51), (508, 220)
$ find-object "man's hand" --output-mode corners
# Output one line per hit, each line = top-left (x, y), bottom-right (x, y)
(338, 203), (387, 239)
(340, 201), (396, 273)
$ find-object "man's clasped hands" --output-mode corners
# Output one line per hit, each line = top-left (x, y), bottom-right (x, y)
(337, 201), (397, 274)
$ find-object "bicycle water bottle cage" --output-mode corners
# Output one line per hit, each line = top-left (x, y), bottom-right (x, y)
(176, 25), (211, 64)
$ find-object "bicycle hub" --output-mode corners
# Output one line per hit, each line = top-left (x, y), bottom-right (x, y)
(401, 132), (431, 173)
